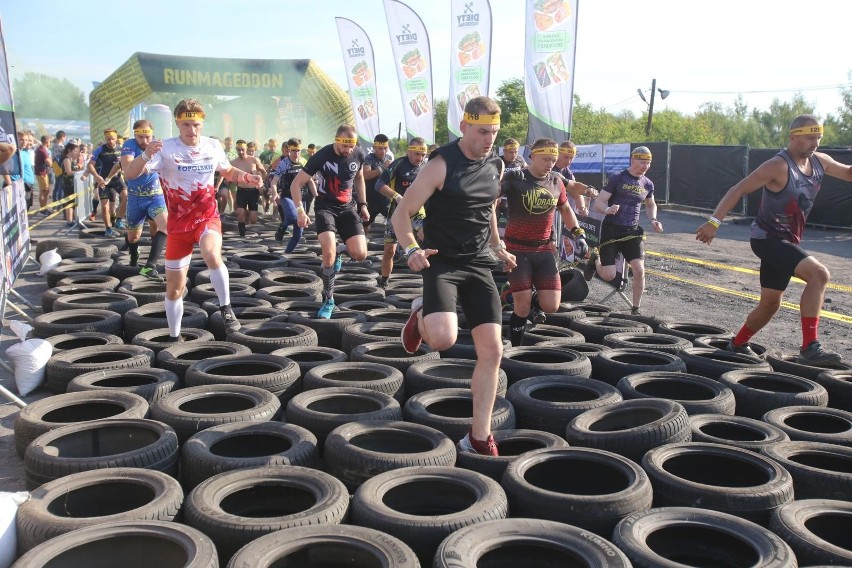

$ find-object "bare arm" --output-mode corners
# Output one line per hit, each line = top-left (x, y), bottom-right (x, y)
(558, 202), (581, 231)
(62, 157), (74, 176)
(253, 157), (267, 179)
(593, 189), (612, 215)
(816, 151), (852, 182)
(220, 165), (262, 187)
(123, 139), (162, 180)
(289, 170), (312, 207)
(391, 157), (444, 253)
(363, 163), (382, 181)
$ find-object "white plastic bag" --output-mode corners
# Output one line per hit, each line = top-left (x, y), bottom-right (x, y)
(5, 321), (52, 396)
(37, 248), (61, 276)
(0, 492), (29, 568)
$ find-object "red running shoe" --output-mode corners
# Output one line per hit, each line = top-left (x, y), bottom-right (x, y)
(458, 432), (499, 456)
(401, 297), (423, 354)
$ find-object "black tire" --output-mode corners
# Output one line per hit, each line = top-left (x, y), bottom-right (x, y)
(188, 282), (256, 305)
(541, 304), (587, 328)
(285, 387), (403, 446)
(384, 293), (420, 309)
(769, 499), (852, 566)
(225, 524), (419, 568)
(437, 329), (511, 360)
(230, 250), (289, 272)
(815, 369), (852, 412)
(194, 267), (260, 288)
(42, 285), (117, 313)
(604, 331), (692, 354)
(762, 440), (852, 501)
(501, 447), (653, 536)
(689, 414), (790, 452)
(270, 346), (348, 379)
(67, 368), (178, 403)
(116, 279), (186, 306)
(131, 327), (216, 354)
(657, 321), (731, 341)
(35, 237), (93, 260)
(324, 420), (456, 490)
(719, 369), (829, 419)
(606, 311), (670, 332)
(569, 302), (613, 317)
(185, 353), (301, 395)
(288, 310), (368, 351)
(123, 302), (207, 340)
(351, 465), (508, 565)
(405, 358), (508, 398)
(52, 291), (138, 314)
(341, 322), (404, 354)
(642, 441), (794, 525)
(150, 384), (281, 443)
(258, 267), (323, 292)
(209, 306), (288, 340)
(520, 324), (585, 346)
(694, 334), (769, 358)
(156, 340), (251, 381)
(613, 506), (797, 568)
(339, 300), (393, 314)
(180, 422), (319, 489)
(456, 428), (570, 481)
(590, 348), (687, 386)
(435, 518), (632, 567)
(617, 371), (736, 415)
(45, 344), (155, 394)
(93, 243), (119, 257)
(402, 388), (515, 441)
(762, 405), (852, 446)
(55, 274), (121, 289)
(678, 347), (773, 380)
(23, 419), (179, 489)
(225, 322), (318, 353)
(767, 352), (852, 379)
(333, 283), (385, 304)
(200, 296), (271, 315)
(46, 331), (124, 353)
(500, 346), (592, 385)
(255, 284), (323, 304)
(184, 465), (349, 563)
(33, 308), (124, 340)
(15, 468), (183, 553)
(304, 362), (405, 402)
(565, 398), (691, 462)
(364, 308), (410, 324)
(350, 341), (440, 375)
(46, 263), (112, 288)
(507, 375), (623, 436)
(538, 340), (612, 357)
(569, 316), (653, 343)
(14, 390), (149, 457)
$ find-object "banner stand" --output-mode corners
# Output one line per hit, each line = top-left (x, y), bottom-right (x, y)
(0, 381), (26, 409)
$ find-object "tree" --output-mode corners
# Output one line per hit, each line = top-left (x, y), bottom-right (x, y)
(494, 78), (527, 143)
(433, 98), (449, 145)
(823, 72), (852, 146)
(13, 73), (88, 119)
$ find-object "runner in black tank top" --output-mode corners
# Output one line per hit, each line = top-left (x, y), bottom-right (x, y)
(696, 114), (852, 365)
(391, 96), (517, 457)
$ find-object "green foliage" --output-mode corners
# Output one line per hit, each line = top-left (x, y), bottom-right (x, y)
(494, 78), (528, 144)
(433, 98), (449, 145)
(13, 73), (88, 119)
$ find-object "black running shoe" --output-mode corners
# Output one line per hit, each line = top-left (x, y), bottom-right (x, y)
(797, 341), (841, 367)
(220, 304), (241, 334)
(583, 251), (599, 281)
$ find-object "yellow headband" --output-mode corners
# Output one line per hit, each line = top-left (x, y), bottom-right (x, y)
(335, 136), (357, 145)
(373, 142), (389, 148)
(464, 112), (500, 125)
(531, 146), (558, 156)
(408, 144), (427, 152)
(133, 128), (153, 135)
(503, 143), (519, 150)
(287, 145), (302, 151)
(558, 147), (576, 156)
(175, 111), (205, 121)
(103, 129), (117, 137)
(632, 153), (652, 160)
(790, 125), (824, 136)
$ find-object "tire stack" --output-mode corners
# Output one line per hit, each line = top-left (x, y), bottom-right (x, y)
(12, 225), (851, 566)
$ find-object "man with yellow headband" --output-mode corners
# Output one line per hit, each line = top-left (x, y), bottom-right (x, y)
(501, 138), (527, 173)
(124, 98), (264, 342)
(288, 124), (370, 319)
(587, 146), (663, 315)
(231, 139), (267, 237)
(374, 137), (428, 288)
(392, 96), (516, 457)
(697, 115), (852, 365)
(269, 137), (316, 252)
(363, 133), (395, 231)
(119, 119), (168, 281)
(88, 127), (127, 237)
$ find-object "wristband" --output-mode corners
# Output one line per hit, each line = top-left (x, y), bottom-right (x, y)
(707, 216), (721, 228)
(140, 152), (150, 162)
(393, 192), (402, 202)
(296, 205), (305, 213)
(570, 226), (586, 238)
(405, 244), (421, 258)
(651, 218), (658, 223)
(489, 240), (506, 252)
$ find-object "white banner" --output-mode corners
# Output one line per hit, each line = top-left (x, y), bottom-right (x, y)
(572, 143), (602, 174)
(448, 0), (492, 140)
(523, 0), (579, 142)
(384, 0), (435, 144)
(604, 143), (631, 175)
(335, 17), (381, 144)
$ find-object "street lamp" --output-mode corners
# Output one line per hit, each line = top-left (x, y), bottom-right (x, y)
(639, 78), (670, 136)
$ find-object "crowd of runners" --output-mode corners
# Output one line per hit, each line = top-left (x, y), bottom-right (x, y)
(8, 96), (851, 456)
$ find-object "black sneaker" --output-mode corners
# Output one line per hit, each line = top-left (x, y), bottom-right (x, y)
(583, 251), (599, 281)
(167, 335), (183, 343)
(725, 339), (756, 357)
(529, 309), (547, 325)
(129, 248), (139, 267)
(220, 304), (242, 334)
(631, 306), (642, 316)
(274, 224), (285, 242)
(797, 341), (841, 367)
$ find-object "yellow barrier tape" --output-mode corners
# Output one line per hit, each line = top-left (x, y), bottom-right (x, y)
(646, 269), (852, 325)
(27, 190), (88, 231)
(646, 251), (852, 293)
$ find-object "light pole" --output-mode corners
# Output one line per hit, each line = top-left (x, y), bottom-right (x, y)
(640, 78), (670, 136)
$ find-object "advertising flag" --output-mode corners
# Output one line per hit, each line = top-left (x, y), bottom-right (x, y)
(523, 0), (579, 142)
(335, 17), (381, 145)
(448, 0), (492, 140)
(383, 0), (435, 144)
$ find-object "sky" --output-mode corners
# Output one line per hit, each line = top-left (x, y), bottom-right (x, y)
(2, 0), (850, 136)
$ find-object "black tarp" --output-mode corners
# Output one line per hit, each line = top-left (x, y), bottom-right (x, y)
(669, 144), (748, 212)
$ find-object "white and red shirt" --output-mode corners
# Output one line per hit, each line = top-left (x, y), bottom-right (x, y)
(147, 136), (230, 233)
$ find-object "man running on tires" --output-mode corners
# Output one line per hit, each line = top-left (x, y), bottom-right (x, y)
(88, 128), (127, 237)
(231, 139), (267, 237)
(289, 125), (370, 319)
(392, 96), (517, 457)
(124, 99), (263, 341)
(268, 138), (316, 253)
(362, 133), (394, 232)
(697, 114), (852, 365)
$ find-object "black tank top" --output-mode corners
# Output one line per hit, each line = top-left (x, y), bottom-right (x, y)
(423, 140), (503, 261)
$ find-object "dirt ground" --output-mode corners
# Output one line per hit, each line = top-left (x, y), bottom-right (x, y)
(0, 208), (850, 492)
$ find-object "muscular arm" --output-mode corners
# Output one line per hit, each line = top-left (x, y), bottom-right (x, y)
(391, 157), (444, 251)
(363, 163), (382, 181)
(710, 157), (787, 221)
(816, 151), (852, 182)
(645, 195), (658, 221)
(354, 168), (367, 204)
(86, 160), (102, 181)
(220, 165), (256, 185)
(105, 162), (122, 181)
(558, 202), (581, 231)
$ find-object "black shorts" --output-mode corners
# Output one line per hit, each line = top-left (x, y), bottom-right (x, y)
(600, 224), (644, 265)
(236, 188), (260, 211)
(751, 238), (810, 291)
(314, 200), (365, 242)
(422, 255), (502, 329)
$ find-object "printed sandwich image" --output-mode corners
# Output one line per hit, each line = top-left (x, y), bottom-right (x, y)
(351, 61), (373, 87)
(402, 49), (426, 79)
(457, 31), (486, 66)
(534, 0), (571, 31)
(457, 84), (482, 110)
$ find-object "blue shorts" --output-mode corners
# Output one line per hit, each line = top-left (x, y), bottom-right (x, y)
(126, 192), (167, 231)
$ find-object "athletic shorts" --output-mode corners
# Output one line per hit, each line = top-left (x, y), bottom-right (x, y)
(165, 218), (222, 265)
(751, 238), (810, 291)
(126, 193), (167, 231)
(507, 250), (560, 293)
(236, 188), (260, 212)
(600, 224), (644, 265)
(98, 179), (125, 201)
(421, 255), (502, 329)
(314, 200), (365, 242)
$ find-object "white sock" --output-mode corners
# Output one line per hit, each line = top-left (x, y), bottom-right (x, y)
(208, 265), (231, 306)
(164, 298), (183, 337)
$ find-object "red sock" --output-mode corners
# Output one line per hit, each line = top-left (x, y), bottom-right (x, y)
(801, 316), (819, 349)
(732, 324), (757, 347)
